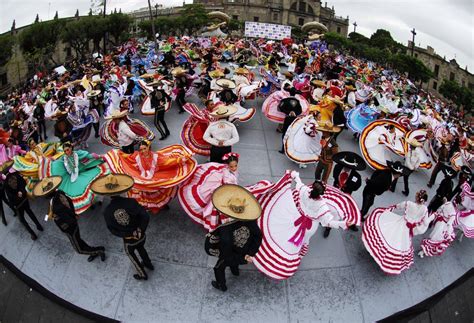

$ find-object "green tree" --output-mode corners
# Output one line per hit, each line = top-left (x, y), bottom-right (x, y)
(439, 80), (473, 112)
(61, 18), (91, 59)
(390, 53), (433, 83)
(106, 12), (131, 45)
(19, 19), (64, 68)
(348, 32), (369, 45)
(324, 32), (349, 50)
(228, 19), (243, 32)
(0, 34), (15, 66)
(369, 29), (394, 49)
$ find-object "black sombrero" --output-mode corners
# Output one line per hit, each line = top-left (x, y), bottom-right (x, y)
(333, 151), (366, 171)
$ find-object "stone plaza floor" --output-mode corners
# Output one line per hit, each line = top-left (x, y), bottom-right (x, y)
(0, 91), (473, 323)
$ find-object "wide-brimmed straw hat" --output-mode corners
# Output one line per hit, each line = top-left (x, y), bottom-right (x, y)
(171, 67), (187, 76)
(234, 67), (249, 75)
(33, 176), (62, 197)
(105, 110), (128, 120)
(140, 73), (156, 79)
(87, 90), (101, 98)
(216, 78), (236, 90)
(209, 70), (225, 79)
(333, 151), (366, 171)
(0, 161), (14, 174)
(311, 79), (326, 88)
(328, 95), (345, 106)
(146, 79), (162, 87)
(315, 121), (341, 133)
(405, 137), (422, 147)
(212, 184), (262, 221)
(209, 104), (238, 118)
(90, 174), (134, 196)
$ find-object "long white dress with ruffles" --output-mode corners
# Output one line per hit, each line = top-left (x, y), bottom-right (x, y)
(362, 200), (433, 274)
(252, 172), (360, 280)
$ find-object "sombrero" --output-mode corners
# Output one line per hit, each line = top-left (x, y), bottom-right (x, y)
(345, 85), (356, 91)
(311, 80), (326, 87)
(209, 70), (225, 79)
(282, 71), (294, 79)
(441, 165), (457, 178)
(91, 174), (134, 196)
(328, 96), (345, 106)
(33, 176), (62, 198)
(212, 184), (261, 221)
(461, 166), (472, 176)
(171, 67), (187, 76)
(315, 121), (341, 133)
(10, 120), (22, 128)
(405, 137), (422, 147)
(209, 104), (238, 118)
(105, 110), (128, 120)
(140, 73), (156, 79)
(216, 78), (236, 90)
(87, 90), (101, 98)
(387, 160), (410, 175)
(0, 160), (14, 174)
(333, 151), (366, 171)
(146, 79), (162, 87)
(234, 67), (249, 75)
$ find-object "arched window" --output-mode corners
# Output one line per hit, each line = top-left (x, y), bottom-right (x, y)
(290, 1), (315, 14)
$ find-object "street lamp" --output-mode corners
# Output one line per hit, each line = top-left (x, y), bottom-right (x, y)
(353, 21), (357, 33)
(411, 28), (416, 57)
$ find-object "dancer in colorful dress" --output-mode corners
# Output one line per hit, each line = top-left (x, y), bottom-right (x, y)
(104, 140), (196, 213)
(454, 180), (474, 239)
(39, 142), (108, 214)
(251, 171), (359, 280)
(12, 138), (63, 192)
(178, 153), (240, 231)
(419, 201), (456, 258)
(100, 109), (155, 153)
(362, 190), (433, 274)
(180, 101), (216, 156)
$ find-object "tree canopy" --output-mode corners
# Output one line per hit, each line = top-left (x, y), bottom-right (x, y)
(439, 80), (473, 113)
(0, 34), (15, 66)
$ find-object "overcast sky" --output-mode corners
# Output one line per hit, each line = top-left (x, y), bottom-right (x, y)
(1, 0), (473, 72)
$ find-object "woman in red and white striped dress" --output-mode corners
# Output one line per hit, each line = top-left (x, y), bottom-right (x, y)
(362, 190), (434, 275)
(454, 181), (474, 239)
(419, 201), (456, 258)
(252, 171), (360, 280)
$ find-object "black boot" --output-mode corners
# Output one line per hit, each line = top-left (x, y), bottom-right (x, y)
(323, 227), (331, 238)
(349, 224), (359, 232)
(230, 266), (239, 276)
(142, 262), (155, 271)
(211, 281), (227, 292)
(133, 273), (148, 281)
(87, 254), (98, 262)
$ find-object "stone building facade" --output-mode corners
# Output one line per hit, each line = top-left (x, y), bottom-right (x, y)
(130, 1), (349, 36)
(196, 0), (349, 35)
(407, 41), (474, 96)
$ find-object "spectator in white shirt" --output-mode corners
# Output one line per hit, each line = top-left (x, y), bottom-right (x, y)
(203, 105), (240, 163)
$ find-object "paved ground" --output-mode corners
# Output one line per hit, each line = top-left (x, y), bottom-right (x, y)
(0, 86), (473, 322)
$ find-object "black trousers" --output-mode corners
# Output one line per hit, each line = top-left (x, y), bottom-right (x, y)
(124, 234), (152, 278)
(154, 109), (170, 138)
(428, 162), (444, 186)
(390, 171), (411, 193)
(37, 119), (47, 140)
(361, 187), (377, 217)
(121, 143), (135, 154)
(0, 186), (13, 225)
(210, 145), (232, 163)
(213, 258), (239, 285)
(66, 227), (104, 256)
(176, 90), (186, 112)
(16, 201), (42, 236)
(428, 195), (444, 213)
(93, 122), (100, 137)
